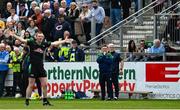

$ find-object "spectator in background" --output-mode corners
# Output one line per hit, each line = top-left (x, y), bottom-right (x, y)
(7, 9), (19, 24)
(67, 2), (80, 44)
(60, 0), (69, 14)
(31, 7), (43, 31)
(68, 40), (85, 62)
(79, 3), (91, 44)
(28, 1), (37, 18)
(18, 3), (29, 22)
(146, 39), (165, 61)
(0, 43), (9, 97)
(53, 14), (72, 41)
(135, 40), (148, 61)
(120, 0), (131, 19)
(85, 0), (105, 46)
(126, 40), (137, 61)
(41, 9), (56, 42)
(110, 0), (121, 26)
(26, 20), (38, 37)
(52, 2), (60, 18)
(96, 44), (113, 100)
(15, 22), (25, 38)
(99, 0), (110, 16)
(11, 47), (23, 97)
(42, 2), (51, 13)
(24, 31), (32, 39)
(58, 31), (73, 62)
(14, 0), (28, 16)
(3, 22), (15, 46)
(3, 2), (13, 19)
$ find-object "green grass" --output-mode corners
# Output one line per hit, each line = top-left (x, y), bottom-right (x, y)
(0, 98), (180, 109)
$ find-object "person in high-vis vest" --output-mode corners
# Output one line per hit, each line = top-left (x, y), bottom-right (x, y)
(58, 31), (73, 62)
(68, 40), (85, 62)
(11, 47), (23, 97)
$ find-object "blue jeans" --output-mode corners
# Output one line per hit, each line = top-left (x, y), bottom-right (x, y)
(0, 70), (8, 97)
(111, 8), (122, 26)
(134, 0), (139, 13)
(96, 23), (103, 45)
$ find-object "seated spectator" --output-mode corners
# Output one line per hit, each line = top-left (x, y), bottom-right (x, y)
(26, 20), (38, 37)
(126, 40), (137, 61)
(3, 22), (15, 46)
(68, 40), (85, 62)
(146, 39), (165, 61)
(134, 40), (148, 61)
(7, 9), (19, 24)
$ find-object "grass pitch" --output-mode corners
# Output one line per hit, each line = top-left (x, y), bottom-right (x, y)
(0, 98), (180, 109)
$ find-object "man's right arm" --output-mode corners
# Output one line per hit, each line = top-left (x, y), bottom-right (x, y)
(11, 32), (28, 44)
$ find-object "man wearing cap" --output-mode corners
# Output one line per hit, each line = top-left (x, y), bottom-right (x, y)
(108, 43), (123, 100)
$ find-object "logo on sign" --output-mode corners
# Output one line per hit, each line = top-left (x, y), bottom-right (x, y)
(146, 63), (180, 82)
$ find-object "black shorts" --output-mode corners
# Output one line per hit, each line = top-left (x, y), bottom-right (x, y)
(29, 63), (47, 78)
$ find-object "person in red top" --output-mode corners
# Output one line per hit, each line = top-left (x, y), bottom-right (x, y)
(31, 7), (43, 31)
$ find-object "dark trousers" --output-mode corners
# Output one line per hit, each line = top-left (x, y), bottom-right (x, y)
(12, 72), (23, 96)
(99, 73), (113, 99)
(22, 70), (29, 97)
(0, 70), (8, 97)
(96, 23), (103, 46)
(112, 74), (119, 98)
(122, 8), (130, 19)
(83, 22), (91, 43)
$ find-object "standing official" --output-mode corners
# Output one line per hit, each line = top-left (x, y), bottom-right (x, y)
(108, 43), (123, 100)
(97, 44), (113, 100)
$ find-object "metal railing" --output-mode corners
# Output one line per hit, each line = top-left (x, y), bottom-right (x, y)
(154, 1), (180, 44)
(85, 51), (180, 62)
(88, 0), (159, 50)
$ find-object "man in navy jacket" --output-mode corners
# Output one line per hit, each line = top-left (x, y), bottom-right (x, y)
(97, 44), (113, 100)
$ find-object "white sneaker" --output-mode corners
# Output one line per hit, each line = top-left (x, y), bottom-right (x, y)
(15, 93), (22, 98)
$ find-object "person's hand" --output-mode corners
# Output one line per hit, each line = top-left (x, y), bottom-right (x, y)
(9, 30), (15, 37)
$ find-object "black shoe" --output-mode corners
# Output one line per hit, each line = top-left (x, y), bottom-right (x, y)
(101, 97), (105, 101)
(25, 99), (29, 106)
(106, 97), (112, 101)
(43, 100), (53, 106)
